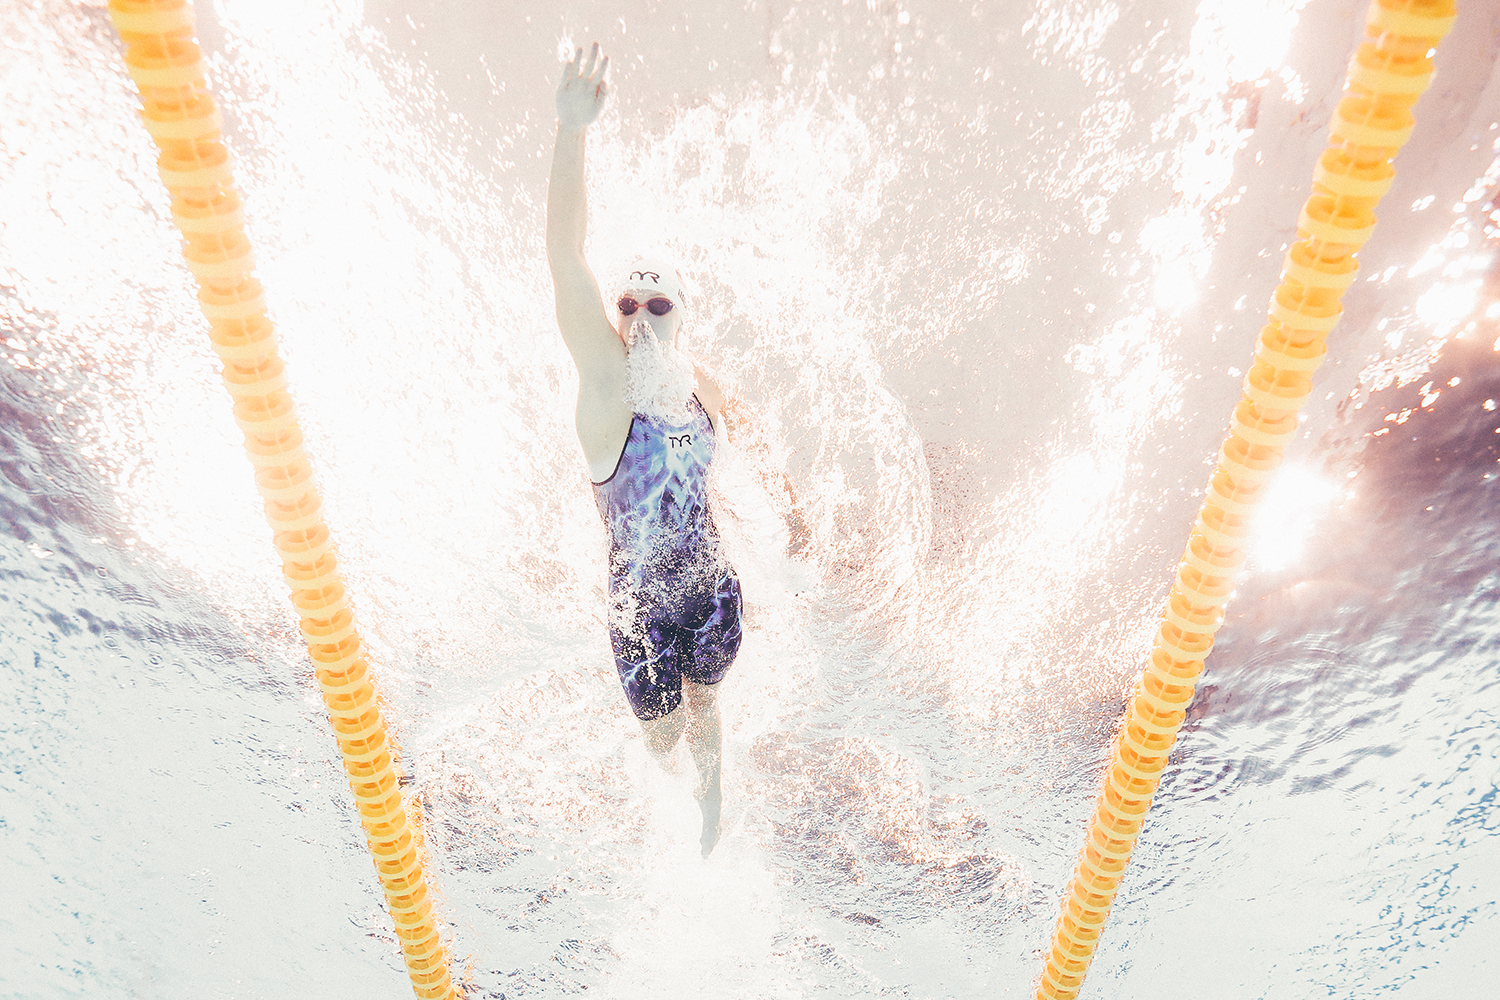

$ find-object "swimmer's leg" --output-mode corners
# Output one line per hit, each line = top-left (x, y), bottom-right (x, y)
(681, 679), (723, 857)
(639, 708), (686, 770)
(612, 597), (686, 767)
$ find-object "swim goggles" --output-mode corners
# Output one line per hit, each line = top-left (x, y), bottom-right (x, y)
(616, 295), (675, 317)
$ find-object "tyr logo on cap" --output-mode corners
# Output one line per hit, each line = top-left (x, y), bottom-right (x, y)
(615, 258), (688, 326)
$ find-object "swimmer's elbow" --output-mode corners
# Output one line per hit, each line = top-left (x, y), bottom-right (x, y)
(546, 231), (585, 274)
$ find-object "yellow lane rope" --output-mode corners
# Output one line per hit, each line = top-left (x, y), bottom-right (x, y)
(105, 2), (460, 996)
(1036, 2), (1457, 997)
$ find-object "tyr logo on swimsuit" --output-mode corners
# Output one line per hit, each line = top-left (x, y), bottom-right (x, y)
(669, 433), (693, 448)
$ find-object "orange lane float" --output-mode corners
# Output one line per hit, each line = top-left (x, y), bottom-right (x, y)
(1037, 2), (1457, 997)
(105, 2), (460, 997)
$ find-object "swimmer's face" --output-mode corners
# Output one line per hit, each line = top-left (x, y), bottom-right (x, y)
(615, 289), (682, 347)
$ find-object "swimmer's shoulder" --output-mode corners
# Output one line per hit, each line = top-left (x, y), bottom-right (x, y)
(693, 365), (725, 428)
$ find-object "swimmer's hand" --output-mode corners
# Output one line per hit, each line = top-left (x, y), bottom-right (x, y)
(556, 42), (610, 133)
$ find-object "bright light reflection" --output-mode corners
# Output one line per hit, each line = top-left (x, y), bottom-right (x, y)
(1415, 280), (1479, 332)
(1152, 258), (1198, 311)
(1248, 463), (1342, 573)
(1208, 0), (1301, 81)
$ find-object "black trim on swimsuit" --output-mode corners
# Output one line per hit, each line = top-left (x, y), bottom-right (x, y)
(591, 414), (637, 487)
(590, 394), (707, 487)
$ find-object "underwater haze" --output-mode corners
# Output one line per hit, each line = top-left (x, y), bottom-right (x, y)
(2, 0), (1498, 997)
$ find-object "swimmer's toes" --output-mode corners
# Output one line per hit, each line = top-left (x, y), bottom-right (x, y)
(700, 819), (722, 858)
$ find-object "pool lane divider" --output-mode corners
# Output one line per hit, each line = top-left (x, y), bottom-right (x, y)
(105, 2), (460, 997)
(1036, 1), (1456, 997)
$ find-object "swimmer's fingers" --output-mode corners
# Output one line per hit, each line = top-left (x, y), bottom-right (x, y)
(559, 45), (602, 84)
(583, 51), (609, 109)
(557, 47), (580, 91)
(556, 44), (610, 128)
(579, 47), (610, 96)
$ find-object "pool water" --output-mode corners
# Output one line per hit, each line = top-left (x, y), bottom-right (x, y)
(2, 0), (1497, 997)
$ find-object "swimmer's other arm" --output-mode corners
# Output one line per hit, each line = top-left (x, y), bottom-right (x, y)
(716, 390), (812, 556)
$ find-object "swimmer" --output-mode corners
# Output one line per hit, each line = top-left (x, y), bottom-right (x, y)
(546, 42), (740, 857)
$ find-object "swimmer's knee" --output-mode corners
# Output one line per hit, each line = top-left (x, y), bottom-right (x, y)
(640, 709), (685, 754)
(681, 678), (720, 708)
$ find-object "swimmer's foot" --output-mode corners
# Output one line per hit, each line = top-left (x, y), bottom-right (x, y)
(696, 782), (722, 858)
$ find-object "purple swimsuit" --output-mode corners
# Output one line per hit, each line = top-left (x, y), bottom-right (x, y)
(592, 396), (742, 720)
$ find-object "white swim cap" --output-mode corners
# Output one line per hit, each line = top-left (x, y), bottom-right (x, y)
(613, 258), (689, 324)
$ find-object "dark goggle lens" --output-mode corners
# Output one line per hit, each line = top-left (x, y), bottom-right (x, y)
(618, 296), (674, 316)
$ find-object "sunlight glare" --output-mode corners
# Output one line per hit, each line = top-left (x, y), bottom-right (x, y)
(1415, 280), (1479, 333)
(1207, 0), (1301, 82)
(1247, 463), (1342, 573)
(1152, 258), (1198, 311)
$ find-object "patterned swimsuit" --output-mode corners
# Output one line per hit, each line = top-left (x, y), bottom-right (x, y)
(592, 395), (743, 721)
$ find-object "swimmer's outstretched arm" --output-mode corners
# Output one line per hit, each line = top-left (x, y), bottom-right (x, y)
(546, 43), (619, 378)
